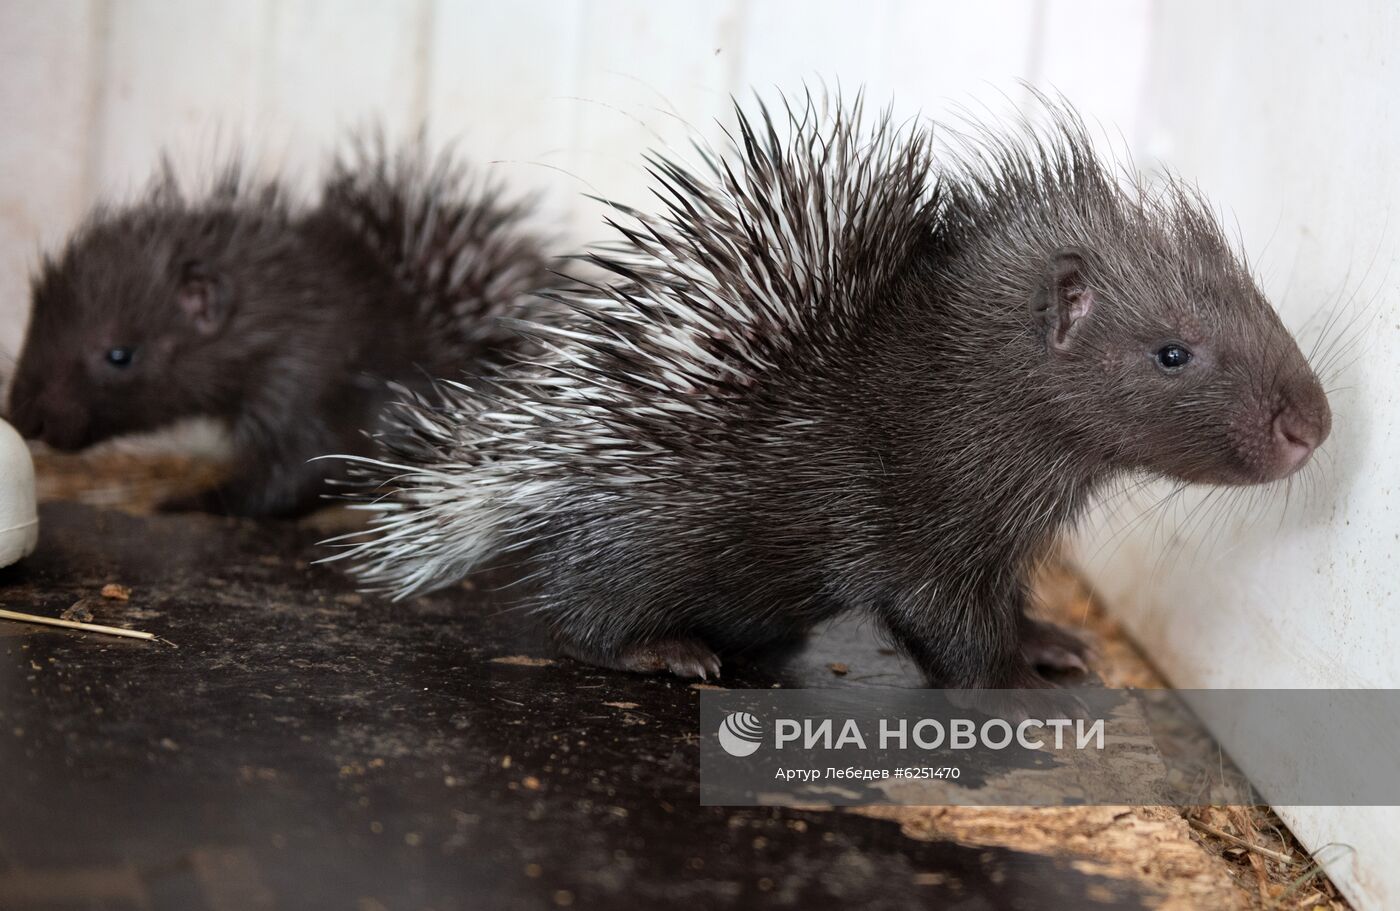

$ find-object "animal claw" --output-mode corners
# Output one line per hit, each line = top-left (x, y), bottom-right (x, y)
(633, 639), (722, 680)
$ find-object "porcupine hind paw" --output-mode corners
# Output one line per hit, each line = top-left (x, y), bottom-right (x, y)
(1018, 615), (1095, 678)
(558, 637), (723, 680)
(616, 639), (723, 680)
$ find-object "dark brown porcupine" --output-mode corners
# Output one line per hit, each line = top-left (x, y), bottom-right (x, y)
(8, 138), (559, 517)
(332, 93), (1331, 689)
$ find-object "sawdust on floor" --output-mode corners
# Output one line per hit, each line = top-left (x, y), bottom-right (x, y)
(855, 560), (1350, 911)
(34, 447), (227, 512)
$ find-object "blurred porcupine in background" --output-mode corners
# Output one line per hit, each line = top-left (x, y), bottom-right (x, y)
(319, 136), (558, 373)
(331, 93), (1330, 688)
(8, 136), (559, 517)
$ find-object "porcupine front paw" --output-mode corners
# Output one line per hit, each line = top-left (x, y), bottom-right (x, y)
(1018, 615), (1096, 678)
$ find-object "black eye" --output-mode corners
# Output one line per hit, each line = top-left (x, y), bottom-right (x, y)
(105, 347), (135, 368)
(1155, 344), (1192, 372)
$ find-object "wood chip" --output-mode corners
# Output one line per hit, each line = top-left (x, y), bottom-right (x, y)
(100, 583), (132, 601)
(829, 662), (849, 676)
(60, 600), (96, 623)
(489, 655), (556, 667)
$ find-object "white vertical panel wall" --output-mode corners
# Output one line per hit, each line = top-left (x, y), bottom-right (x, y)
(1070, 2), (1400, 909)
(0, 0), (104, 359)
(0, 0), (1121, 356)
(1, 1), (1395, 907)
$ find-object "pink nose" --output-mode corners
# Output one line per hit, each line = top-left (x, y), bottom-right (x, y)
(1272, 407), (1324, 475)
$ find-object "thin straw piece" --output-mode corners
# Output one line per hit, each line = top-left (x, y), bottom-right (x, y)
(0, 607), (157, 642)
(1188, 818), (1298, 866)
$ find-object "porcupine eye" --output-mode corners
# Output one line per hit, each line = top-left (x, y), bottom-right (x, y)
(1154, 343), (1192, 373)
(105, 347), (135, 368)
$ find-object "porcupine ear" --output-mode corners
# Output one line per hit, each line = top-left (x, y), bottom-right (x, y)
(176, 259), (231, 336)
(1031, 247), (1095, 353)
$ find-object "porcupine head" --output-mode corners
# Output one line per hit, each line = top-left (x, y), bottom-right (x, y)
(988, 165), (1332, 488)
(7, 171), (297, 452)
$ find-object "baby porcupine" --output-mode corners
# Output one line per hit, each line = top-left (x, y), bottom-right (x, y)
(333, 95), (1331, 688)
(7, 137), (557, 517)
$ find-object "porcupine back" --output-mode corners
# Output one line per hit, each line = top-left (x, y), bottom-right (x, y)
(317, 135), (559, 379)
(330, 95), (941, 597)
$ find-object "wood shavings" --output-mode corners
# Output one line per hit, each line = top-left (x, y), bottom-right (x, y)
(489, 655), (556, 667)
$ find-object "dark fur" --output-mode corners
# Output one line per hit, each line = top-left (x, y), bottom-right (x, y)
(335, 95), (1331, 688)
(8, 143), (557, 516)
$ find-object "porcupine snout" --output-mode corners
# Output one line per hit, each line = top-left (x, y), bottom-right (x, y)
(1268, 377), (1331, 479)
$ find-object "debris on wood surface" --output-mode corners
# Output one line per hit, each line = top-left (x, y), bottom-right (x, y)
(489, 656), (556, 668)
(34, 448), (228, 514)
(1185, 806), (1351, 910)
(60, 600), (96, 623)
(857, 559), (1351, 910)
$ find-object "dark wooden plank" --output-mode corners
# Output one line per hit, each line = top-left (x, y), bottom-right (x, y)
(0, 502), (1151, 910)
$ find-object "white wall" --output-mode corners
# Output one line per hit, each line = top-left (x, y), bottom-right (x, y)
(1072, 3), (1400, 909)
(0, 0), (1153, 357)
(1, 0), (1395, 907)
